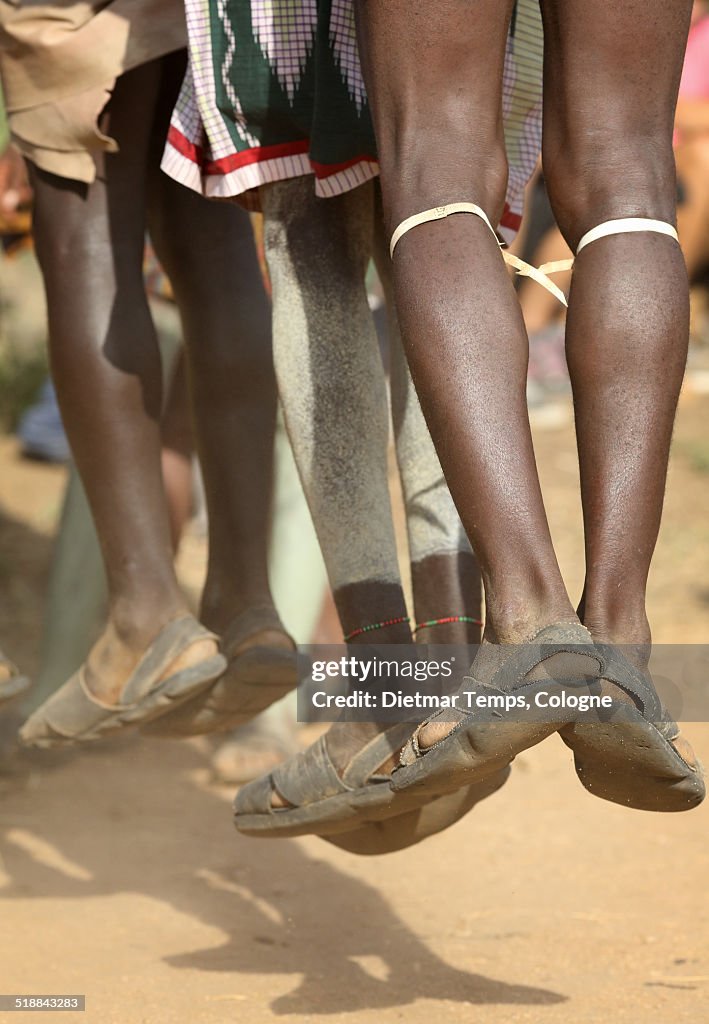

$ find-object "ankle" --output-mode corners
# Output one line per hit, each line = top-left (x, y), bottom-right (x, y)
(580, 612), (651, 656)
(481, 559), (577, 643)
(413, 615), (483, 645)
(579, 590), (651, 649)
(484, 592), (577, 644)
(109, 593), (189, 650)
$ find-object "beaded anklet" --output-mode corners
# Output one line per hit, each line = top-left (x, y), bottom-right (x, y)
(343, 616), (410, 643)
(413, 615), (483, 636)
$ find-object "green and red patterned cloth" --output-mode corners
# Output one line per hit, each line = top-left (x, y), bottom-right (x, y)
(163, 0), (544, 238)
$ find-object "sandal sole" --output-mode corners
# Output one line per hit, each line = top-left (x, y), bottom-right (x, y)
(323, 766), (511, 856)
(560, 708), (705, 812)
(234, 781), (441, 839)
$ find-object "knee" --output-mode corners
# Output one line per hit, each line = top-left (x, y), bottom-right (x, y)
(543, 129), (677, 250)
(378, 121), (509, 231)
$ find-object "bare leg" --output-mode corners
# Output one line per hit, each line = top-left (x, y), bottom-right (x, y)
(28, 61), (216, 704)
(260, 178), (414, 797)
(146, 66), (282, 648)
(540, 0), (693, 649)
(355, 0), (698, 781)
(372, 197), (483, 644)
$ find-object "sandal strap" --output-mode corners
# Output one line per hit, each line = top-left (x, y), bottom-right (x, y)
(270, 735), (346, 807)
(233, 772), (277, 816)
(593, 644), (665, 720)
(33, 616), (217, 737)
(340, 723), (413, 787)
(398, 622), (599, 767)
(475, 622), (600, 693)
(268, 725), (414, 809)
(120, 616), (218, 705)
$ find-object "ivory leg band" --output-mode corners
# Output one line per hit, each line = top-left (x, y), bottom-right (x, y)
(575, 218), (679, 254)
(389, 202), (569, 306)
(389, 203), (497, 258)
(390, 207), (680, 310)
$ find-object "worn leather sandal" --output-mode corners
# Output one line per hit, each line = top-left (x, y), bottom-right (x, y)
(234, 723), (456, 839)
(391, 622), (600, 799)
(144, 606), (299, 737)
(19, 616), (226, 748)
(559, 643), (705, 812)
(0, 652), (31, 709)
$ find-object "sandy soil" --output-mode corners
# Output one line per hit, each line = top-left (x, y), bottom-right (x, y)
(0, 392), (708, 1023)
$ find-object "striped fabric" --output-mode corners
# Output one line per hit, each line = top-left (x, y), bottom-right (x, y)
(162, 0), (543, 238)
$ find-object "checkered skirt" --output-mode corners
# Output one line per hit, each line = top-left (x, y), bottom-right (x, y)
(162, 0), (544, 238)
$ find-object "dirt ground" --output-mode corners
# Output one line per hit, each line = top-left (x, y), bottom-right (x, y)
(0, 389), (708, 1023)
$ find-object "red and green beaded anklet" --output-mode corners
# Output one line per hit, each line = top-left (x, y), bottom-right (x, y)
(413, 615), (483, 635)
(343, 616), (410, 643)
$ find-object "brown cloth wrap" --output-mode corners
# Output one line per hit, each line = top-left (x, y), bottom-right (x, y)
(0, 1), (186, 182)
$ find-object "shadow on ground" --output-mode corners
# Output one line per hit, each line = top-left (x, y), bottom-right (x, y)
(0, 738), (567, 1016)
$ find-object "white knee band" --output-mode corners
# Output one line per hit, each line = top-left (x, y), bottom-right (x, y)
(576, 218), (678, 254)
(389, 203), (497, 257)
(390, 205), (680, 309)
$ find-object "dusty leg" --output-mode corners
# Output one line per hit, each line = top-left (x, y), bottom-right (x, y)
(261, 178), (411, 644)
(261, 178), (411, 795)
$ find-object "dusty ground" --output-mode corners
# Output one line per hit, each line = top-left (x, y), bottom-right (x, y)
(0, 389), (708, 1023)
